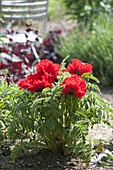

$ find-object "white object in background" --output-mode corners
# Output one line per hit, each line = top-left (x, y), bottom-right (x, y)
(0, 32), (43, 44)
(0, 52), (22, 62)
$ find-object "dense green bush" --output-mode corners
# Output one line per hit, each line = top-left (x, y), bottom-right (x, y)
(63, 0), (113, 29)
(57, 16), (113, 86)
(0, 58), (113, 163)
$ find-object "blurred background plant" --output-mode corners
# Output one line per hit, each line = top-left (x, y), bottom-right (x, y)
(63, 0), (113, 30)
(56, 15), (113, 86)
(48, 0), (66, 21)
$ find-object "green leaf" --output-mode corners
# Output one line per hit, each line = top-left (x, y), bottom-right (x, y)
(76, 110), (88, 118)
(100, 161), (110, 166)
(82, 73), (100, 83)
(87, 82), (101, 93)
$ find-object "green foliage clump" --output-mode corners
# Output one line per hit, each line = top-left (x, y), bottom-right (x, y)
(0, 58), (112, 163)
(0, 82), (23, 143)
(57, 16), (113, 86)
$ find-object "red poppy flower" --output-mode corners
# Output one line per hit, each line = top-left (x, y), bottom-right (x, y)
(18, 73), (53, 92)
(68, 59), (82, 75)
(18, 77), (29, 89)
(61, 74), (87, 99)
(28, 76), (52, 92)
(35, 59), (60, 83)
(68, 58), (93, 75)
(80, 63), (93, 75)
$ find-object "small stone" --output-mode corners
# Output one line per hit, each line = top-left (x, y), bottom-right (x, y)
(27, 163), (32, 167)
(67, 161), (77, 166)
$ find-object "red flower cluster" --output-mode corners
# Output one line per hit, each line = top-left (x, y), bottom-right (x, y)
(18, 59), (60, 92)
(68, 58), (93, 75)
(61, 58), (93, 98)
(61, 74), (87, 99)
(18, 58), (93, 99)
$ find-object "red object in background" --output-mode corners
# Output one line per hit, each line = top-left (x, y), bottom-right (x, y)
(9, 38), (13, 42)
(12, 62), (22, 69)
(26, 24), (32, 27)
(0, 62), (8, 69)
(43, 39), (50, 46)
(0, 27), (63, 83)
(11, 62), (22, 74)
(1, 47), (9, 54)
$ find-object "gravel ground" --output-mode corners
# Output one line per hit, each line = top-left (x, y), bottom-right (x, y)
(100, 87), (113, 108)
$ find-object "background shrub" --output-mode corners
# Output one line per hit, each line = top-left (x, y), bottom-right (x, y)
(63, 0), (113, 30)
(57, 16), (113, 86)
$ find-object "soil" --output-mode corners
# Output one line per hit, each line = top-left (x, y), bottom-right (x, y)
(0, 87), (113, 170)
(0, 145), (109, 170)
